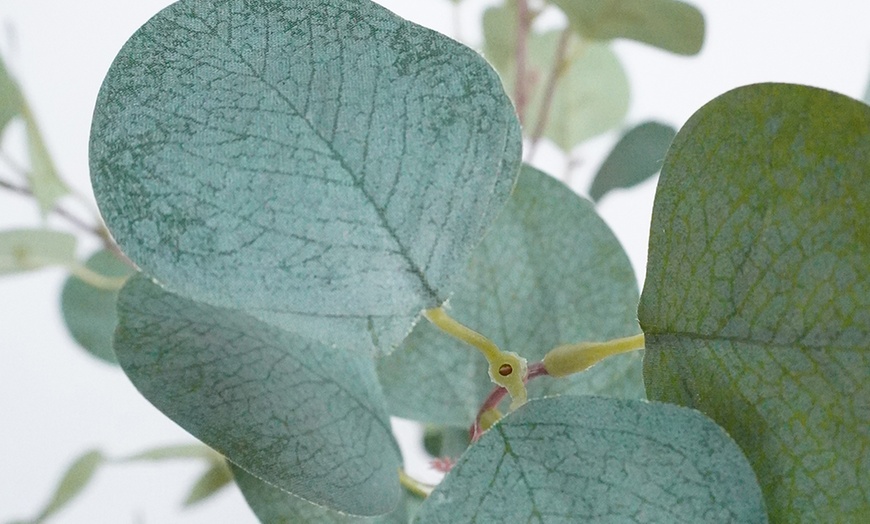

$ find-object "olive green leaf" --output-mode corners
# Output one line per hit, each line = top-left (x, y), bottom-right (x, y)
(231, 464), (414, 523)
(0, 229), (76, 275)
(589, 121), (676, 202)
(89, 0), (521, 355)
(415, 396), (768, 523)
(640, 83), (870, 522)
(61, 249), (135, 364)
(184, 461), (234, 506)
(550, 0), (705, 55)
(114, 274), (402, 516)
(379, 165), (642, 427)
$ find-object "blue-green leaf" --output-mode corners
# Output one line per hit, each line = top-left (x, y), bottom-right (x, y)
(90, 0), (521, 355)
(114, 274), (402, 516)
(415, 396), (767, 523)
(379, 165), (642, 427)
(61, 249), (135, 364)
(550, 0), (705, 55)
(589, 121), (676, 202)
(232, 464), (414, 523)
(640, 83), (870, 521)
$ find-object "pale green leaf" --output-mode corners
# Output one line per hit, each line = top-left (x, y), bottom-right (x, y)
(415, 396), (768, 523)
(61, 249), (135, 364)
(0, 52), (24, 133)
(639, 83), (870, 521)
(121, 443), (222, 464)
(589, 120), (676, 201)
(550, 0), (705, 55)
(184, 461), (233, 506)
(500, 30), (628, 151)
(90, 0), (521, 355)
(0, 229), (76, 275)
(22, 110), (69, 214)
(378, 165), (642, 427)
(232, 464), (414, 523)
(28, 450), (105, 524)
(114, 274), (402, 516)
(481, 0), (518, 73)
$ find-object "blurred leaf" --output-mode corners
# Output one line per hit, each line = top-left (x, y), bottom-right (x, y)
(378, 165), (642, 427)
(89, 0), (521, 355)
(61, 249), (135, 364)
(24, 450), (105, 524)
(231, 464), (413, 523)
(0, 52), (24, 133)
(502, 30), (629, 150)
(184, 461), (233, 506)
(640, 83), (870, 521)
(481, 0), (519, 72)
(415, 396), (768, 523)
(121, 443), (222, 464)
(21, 107), (69, 214)
(0, 229), (76, 275)
(589, 120), (676, 201)
(422, 425), (470, 460)
(114, 274), (402, 516)
(551, 0), (705, 55)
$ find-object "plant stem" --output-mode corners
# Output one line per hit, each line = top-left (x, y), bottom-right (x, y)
(398, 469), (434, 498)
(424, 307), (528, 409)
(67, 261), (129, 291)
(514, 0), (533, 124)
(543, 333), (645, 378)
(526, 27), (574, 161)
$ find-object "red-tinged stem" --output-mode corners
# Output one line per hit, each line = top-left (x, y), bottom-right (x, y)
(470, 361), (550, 441)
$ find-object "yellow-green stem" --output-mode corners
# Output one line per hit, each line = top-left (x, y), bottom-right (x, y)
(423, 307), (528, 409)
(67, 262), (128, 291)
(543, 334), (645, 378)
(399, 469), (433, 499)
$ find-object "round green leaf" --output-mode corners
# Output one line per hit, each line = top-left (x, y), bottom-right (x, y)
(639, 83), (870, 521)
(231, 464), (413, 523)
(378, 165), (642, 427)
(589, 120), (676, 202)
(90, 0), (521, 355)
(61, 249), (135, 364)
(114, 274), (402, 516)
(490, 28), (629, 151)
(551, 0), (705, 55)
(415, 396), (768, 523)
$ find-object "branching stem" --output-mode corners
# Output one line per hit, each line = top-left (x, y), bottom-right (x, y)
(424, 307), (528, 410)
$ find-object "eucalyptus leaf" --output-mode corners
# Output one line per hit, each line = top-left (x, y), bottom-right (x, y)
(61, 249), (135, 364)
(22, 450), (105, 524)
(22, 110), (70, 214)
(589, 120), (676, 202)
(90, 0), (521, 355)
(0, 229), (76, 275)
(422, 425), (470, 460)
(493, 29), (629, 151)
(114, 274), (402, 516)
(378, 165), (642, 427)
(232, 464), (413, 523)
(120, 443), (222, 463)
(639, 83), (870, 521)
(184, 461), (234, 506)
(481, 0), (518, 73)
(550, 0), (705, 55)
(415, 396), (768, 523)
(0, 52), (24, 133)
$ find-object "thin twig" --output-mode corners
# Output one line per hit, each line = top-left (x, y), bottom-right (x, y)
(514, 0), (533, 125)
(526, 27), (573, 162)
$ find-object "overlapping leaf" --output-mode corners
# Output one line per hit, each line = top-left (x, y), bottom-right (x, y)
(550, 0), (705, 55)
(483, 18), (629, 150)
(640, 83), (870, 521)
(90, 0), (521, 355)
(415, 396), (768, 523)
(114, 274), (402, 516)
(589, 121), (676, 202)
(378, 166), (642, 427)
(61, 249), (134, 364)
(232, 464), (417, 523)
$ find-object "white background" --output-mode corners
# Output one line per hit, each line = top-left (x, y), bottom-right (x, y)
(0, 0), (867, 522)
